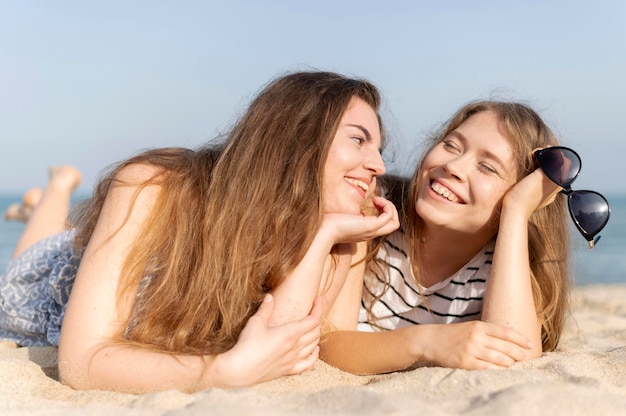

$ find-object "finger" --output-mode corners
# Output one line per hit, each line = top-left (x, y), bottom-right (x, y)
(296, 332), (322, 359)
(473, 359), (511, 370)
(373, 197), (400, 225)
(251, 294), (275, 323)
(485, 339), (527, 363)
(290, 346), (320, 375)
(372, 196), (396, 216)
(281, 296), (322, 338)
(477, 347), (520, 368)
(365, 200), (399, 235)
(485, 325), (533, 350)
(289, 315), (321, 347)
(482, 330), (533, 364)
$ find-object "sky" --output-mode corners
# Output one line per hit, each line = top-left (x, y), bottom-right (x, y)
(1, 0), (625, 197)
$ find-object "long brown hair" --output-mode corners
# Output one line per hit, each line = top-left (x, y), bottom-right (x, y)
(371, 101), (570, 351)
(73, 71), (383, 354)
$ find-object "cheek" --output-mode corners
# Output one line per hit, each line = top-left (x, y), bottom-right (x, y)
(413, 175), (430, 215)
(320, 175), (343, 212)
(478, 182), (511, 214)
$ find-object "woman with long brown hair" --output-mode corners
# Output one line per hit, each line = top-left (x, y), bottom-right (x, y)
(0, 71), (399, 392)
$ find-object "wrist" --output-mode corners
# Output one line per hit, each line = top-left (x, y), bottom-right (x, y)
(499, 200), (533, 227)
(201, 352), (246, 389)
(317, 218), (343, 248)
(403, 326), (428, 365)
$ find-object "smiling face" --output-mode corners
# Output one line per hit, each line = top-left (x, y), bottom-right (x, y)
(322, 97), (385, 215)
(415, 110), (518, 239)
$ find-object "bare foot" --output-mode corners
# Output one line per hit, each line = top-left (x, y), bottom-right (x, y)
(23, 188), (43, 207)
(4, 203), (30, 222)
(48, 166), (82, 193)
(4, 166), (81, 223)
(4, 188), (43, 222)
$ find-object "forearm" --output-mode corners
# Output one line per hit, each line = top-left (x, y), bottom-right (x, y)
(273, 201), (400, 326)
(58, 343), (239, 394)
(270, 230), (342, 325)
(482, 206), (542, 356)
(320, 328), (420, 375)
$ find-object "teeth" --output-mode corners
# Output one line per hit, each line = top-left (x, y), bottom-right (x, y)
(431, 182), (459, 202)
(345, 178), (369, 192)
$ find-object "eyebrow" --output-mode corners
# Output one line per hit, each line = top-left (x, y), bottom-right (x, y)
(345, 123), (384, 152)
(448, 131), (508, 171)
(346, 123), (372, 141)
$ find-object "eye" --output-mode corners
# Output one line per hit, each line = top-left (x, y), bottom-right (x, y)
(351, 136), (365, 145)
(442, 139), (461, 153)
(478, 162), (498, 174)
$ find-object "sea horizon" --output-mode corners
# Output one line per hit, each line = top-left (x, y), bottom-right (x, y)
(1, 192), (625, 286)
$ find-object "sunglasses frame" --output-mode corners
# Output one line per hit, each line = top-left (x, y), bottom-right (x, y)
(533, 146), (611, 249)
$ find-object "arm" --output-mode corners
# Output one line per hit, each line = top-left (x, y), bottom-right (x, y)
(58, 165), (322, 393)
(481, 168), (561, 358)
(324, 241), (369, 330)
(270, 196), (399, 326)
(321, 322), (533, 374)
(321, 229), (536, 374)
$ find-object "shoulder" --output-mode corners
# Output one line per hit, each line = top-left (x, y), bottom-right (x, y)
(112, 163), (164, 186)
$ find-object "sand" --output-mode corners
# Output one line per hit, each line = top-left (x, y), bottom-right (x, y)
(1, 284), (625, 416)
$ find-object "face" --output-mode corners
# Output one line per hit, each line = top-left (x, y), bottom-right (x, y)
(322, 97), (385, 215)
(415, 110), (518, 238)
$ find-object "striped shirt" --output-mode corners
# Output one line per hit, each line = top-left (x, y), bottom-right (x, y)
(357, 230), (495, 332)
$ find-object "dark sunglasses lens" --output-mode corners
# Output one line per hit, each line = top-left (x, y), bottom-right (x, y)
(538, 148), (581, 187)
(569, 191), (610, 238)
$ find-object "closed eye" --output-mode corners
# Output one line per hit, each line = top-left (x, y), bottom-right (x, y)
(442, 139), (461, 153)
(478, 163), (498, 174)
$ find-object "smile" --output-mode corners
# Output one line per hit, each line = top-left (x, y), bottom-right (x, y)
(345, 177), (369, 193)
(430, 181), (461, 203)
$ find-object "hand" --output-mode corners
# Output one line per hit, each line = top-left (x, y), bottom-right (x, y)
(419, 321), (534, 370)
(214, 295), (323, 387)
(321, 196), (399, 244)
(502, 168), (562, 220)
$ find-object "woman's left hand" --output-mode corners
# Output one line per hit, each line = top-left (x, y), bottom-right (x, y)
(503, 168), (562, 220)
(321, 196), (400, 244)
(215, 295), (323, 387)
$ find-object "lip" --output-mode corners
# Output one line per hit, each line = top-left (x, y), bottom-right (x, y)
(428, 179), (465, 204)
(344, 176), (372, 199)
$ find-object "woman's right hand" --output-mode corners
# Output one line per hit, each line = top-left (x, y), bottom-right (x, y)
(418, 320), (534, 370)
(321, 196), (399, 244)
(211, 295), (323, 388)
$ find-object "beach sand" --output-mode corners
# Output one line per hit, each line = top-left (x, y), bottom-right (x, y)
(1, 284), (625, 416)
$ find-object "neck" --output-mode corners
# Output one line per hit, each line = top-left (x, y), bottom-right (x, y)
(416, 226), (493, 288)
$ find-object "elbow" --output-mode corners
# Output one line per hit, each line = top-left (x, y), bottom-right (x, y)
(58, 352), (89, 390)
(525, 346), (543, 361)
(57, 343), (97, 390)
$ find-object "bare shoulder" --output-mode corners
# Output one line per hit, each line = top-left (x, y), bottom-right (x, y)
(112, 163), (165, 186)
(97, 163), (166, 230)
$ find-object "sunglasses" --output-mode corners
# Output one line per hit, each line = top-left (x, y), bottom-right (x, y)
(534, 146), (610, 249)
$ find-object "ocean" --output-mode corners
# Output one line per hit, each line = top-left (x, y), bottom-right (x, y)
(0, 193), (624, 285)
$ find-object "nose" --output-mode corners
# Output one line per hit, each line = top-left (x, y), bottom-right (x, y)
(365, 149), (386, 176)
(443, 155), (467, 181)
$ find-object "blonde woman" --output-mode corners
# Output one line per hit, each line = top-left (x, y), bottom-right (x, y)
(321, 101), (608, 374)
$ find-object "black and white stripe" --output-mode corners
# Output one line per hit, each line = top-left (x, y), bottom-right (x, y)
(358, 231), (494, 332)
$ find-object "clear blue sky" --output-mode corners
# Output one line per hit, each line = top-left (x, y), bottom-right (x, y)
(1, 1), (625, 196)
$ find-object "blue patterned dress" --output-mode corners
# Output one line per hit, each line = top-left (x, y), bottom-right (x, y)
(0, 230), (81, 346)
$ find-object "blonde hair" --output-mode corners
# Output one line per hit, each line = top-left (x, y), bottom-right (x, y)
(371, 101), (570, 351)
(73, 71), (383, 354)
